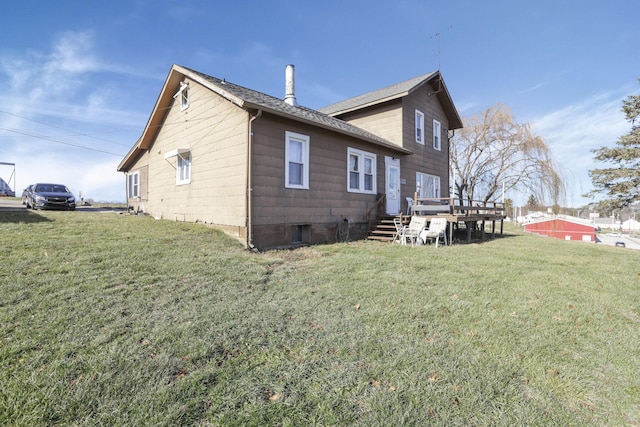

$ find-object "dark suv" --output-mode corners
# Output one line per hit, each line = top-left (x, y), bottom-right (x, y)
(28, 183), (76, 210)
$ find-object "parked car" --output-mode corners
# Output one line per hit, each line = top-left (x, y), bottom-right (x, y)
(21, 185), (34, 205)
(28, 183), (76, 210)
(615, 241), (626, 248)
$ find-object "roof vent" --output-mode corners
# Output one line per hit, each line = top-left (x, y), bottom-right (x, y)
(284, 64), (297, 106)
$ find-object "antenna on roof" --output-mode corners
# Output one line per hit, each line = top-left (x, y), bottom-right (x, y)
(430, 26), (452, 93)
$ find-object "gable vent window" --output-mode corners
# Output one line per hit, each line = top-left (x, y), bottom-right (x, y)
(174, 81), (190, 111)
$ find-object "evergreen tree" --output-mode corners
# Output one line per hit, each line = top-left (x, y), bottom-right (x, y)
(586, 81), (640, 209)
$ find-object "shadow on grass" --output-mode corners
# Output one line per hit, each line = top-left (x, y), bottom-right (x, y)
(0, 209), (53, 224)
(450, 229), (520, 245)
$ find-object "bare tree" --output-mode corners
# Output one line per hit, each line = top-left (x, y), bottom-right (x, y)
(450, 104), (564, 207)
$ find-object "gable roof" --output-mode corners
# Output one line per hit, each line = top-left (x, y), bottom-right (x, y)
(525, 214), (597, 230)
(318, 71), (463, 130)
(118, 64), (411, 171)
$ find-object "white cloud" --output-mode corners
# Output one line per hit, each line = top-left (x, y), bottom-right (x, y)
(0, 30), (145, 201)
(531, 87), (634, 206)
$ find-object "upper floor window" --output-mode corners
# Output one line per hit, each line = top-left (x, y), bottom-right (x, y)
(174, 81), (189, 111)
(415, 110), (425, 144)
(127, 172), (139, 198)
(177, 152), (191, 185)
(433, 119), (442, 151)
(348, 147), (376, 194)
(285, 131), (309, 189)
(416, 172), (440, 199)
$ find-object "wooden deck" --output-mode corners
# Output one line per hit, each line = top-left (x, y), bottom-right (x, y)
(367, 197), (506, 244)
(411, 196), (506, 243)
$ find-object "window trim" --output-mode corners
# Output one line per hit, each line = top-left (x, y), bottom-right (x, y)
(347, 147), (377, 194)
(416, 172), (441, 199)
(127, 171), (139, 199)
(415, 109), (425, 145)
(176, 152), (191, 185)
(164, 148), (191, 185)
(433, 119), (442, 151)
(285, 131), (310, 189)
(174, 81), (189, 111)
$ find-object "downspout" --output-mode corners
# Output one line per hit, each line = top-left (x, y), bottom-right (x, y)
(247, 109), (262, 250)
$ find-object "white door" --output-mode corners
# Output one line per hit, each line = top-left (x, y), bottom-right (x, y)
(385, 157), (401, 215)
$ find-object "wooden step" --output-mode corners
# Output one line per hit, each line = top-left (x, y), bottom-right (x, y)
(367, 215), (407, 242)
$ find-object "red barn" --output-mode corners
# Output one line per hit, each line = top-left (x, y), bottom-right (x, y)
(524, 215), (596, 242)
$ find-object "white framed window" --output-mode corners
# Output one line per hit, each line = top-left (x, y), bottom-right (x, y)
(433, 119), (442, 151)
(177, 152), (191, 185)
(285, 131), (309, 189)
(415, 110), (425, 144)
(127, 172), (139, 198)
(416, 172), (440, 199)
(174, 81), (189, 111)
(348, 147), (376, 194)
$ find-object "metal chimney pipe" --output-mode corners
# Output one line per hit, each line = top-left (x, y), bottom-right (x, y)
(284, 64), (297, 106)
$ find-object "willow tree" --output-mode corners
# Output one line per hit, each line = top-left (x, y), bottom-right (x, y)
(450, 104), (564, 207)
(586, 82), (640, 210)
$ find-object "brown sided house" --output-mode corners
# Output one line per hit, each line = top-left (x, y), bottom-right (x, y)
(117, 64), (462, 250)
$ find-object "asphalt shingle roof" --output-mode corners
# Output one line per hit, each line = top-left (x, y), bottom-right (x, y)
(318, 72), (438, 116)
(182, 66), (411, 154)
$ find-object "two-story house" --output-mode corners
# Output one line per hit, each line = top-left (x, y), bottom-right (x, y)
(117, 64), (462, 250)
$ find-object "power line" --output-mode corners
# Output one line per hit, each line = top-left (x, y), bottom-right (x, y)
(0, 127), (123, 157)
(0, 109), (134, 148)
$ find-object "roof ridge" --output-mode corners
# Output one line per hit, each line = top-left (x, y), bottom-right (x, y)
(318, 71), (438, 115)
(178, 65), (410, 154)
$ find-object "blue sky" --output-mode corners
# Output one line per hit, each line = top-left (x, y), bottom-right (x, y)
(1, 1), (638, 206)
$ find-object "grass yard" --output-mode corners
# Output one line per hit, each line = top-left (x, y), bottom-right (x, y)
(1, 210), (639, 426)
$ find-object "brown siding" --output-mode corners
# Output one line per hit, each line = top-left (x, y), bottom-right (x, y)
(335, 100), (403, 147)
(250, 113), (398, 250)
(401, 84), (451, 199)
(331, 83), (451, 206)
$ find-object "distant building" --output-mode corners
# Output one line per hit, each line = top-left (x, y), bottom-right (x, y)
(622, 218), (640, 232)
(0, 177), (14, 197)
(524, 214), (597, 242)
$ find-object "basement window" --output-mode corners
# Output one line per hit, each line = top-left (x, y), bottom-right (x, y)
(292, 224), (310, 245)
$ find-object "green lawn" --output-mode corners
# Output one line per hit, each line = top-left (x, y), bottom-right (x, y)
(1, 210), (639, 426)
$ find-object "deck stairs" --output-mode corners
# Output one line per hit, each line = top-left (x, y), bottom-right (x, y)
(367, 215), (410, 242)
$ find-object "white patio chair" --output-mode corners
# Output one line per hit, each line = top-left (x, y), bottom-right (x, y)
(420, 217), (448, 247)
(392, 217), (407, 244)
(405, 197), (414, 215)
(403, 216), (428, 247)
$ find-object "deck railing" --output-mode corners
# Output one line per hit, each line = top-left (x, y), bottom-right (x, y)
(411, 194), (505, 217)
